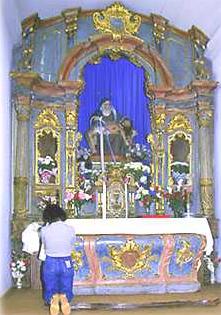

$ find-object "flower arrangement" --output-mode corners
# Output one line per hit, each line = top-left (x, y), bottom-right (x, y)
(134, 185), (163, 210)
(65, 190), (96, 215)
(164, 184), (192, 217)
(124, 162), (151, 185)
(126, 143), (151, 164)
(37, 194), (57, 211)
(78, 164), (101, 193)
(77, 147), (91, 162)
(38, 155), (58, 184)
(10, 251), (30, 289)
(171, 162), (190, 185)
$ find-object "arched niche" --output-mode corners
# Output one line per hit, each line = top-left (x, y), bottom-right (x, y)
(58, 34), (174, 89)
(167, 114), (193, 187)
(34, 108), (62, 186)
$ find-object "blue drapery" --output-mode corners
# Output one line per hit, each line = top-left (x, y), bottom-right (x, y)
(78, 57), (151, 147)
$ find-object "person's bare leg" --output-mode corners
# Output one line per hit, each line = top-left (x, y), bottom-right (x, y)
(49, 294), (60, 315)
(59, 294), (71, 315)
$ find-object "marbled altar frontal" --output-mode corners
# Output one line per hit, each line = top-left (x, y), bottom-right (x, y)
(31, 218), (212, 294)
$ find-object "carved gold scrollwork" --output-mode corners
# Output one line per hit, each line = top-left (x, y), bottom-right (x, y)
(188, 26), (210, 80)
(65, 128), (82, 188)
(93, 2), (141, 40)
(21, 14), (40, 38)
(14, 177), (28, 217)
(108, 240), (158, 278)
(200, 178), (213, 216)
(189, 26), (208, 51)
(149, 108), (166, 207)
(34, 108), (62, 130)
(89, 47), (142, 68)
(151, 14), (168, 44)
(155, 113), (166, 129)
(105, 166), (126, 218)
(197, 103), (213, 128)
(71, 248), (83, 271)
(167, 114), (192, 132)
(194, 58), (210, 80)
(66, 109), (78, 128)
(14, 95), (31, 122)
(21, 14), (40, 71)
(62, 8), (80, 39)
(176, 239), (194, 267)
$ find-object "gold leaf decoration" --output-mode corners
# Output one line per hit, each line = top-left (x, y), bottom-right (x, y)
(108, 239), (157, 278)
(93, 2), (141, 40)
(167, 114), (192, 132)
(176, 239), (194, 267)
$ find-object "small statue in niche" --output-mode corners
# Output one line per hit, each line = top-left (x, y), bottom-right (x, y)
(37, 131), (58, 184)
(170, 134), (190, 185)
(85, 99), (137, 160)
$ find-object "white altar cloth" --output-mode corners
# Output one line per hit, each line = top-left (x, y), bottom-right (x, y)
(66, 217), (213, 255)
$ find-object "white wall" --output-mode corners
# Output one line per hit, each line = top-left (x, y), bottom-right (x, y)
(206, 27), (221, 283)
(0, 0), (21, 296)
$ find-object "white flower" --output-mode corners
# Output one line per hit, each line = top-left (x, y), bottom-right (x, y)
(84, 193), (92, 201)
(135, 193), (141, 200)
(130, 162), (143, 170)
(140, 176), (147, 184)
(167, 186), (172, 194)
(44, 156), (53, 165)
(142, 165), (151, 173)
(142, 189), (149, 196)
(137, 186), (144, 193)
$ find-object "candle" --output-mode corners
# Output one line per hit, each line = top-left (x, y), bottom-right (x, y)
(99, 119), (105, 173)
(186, 191), (191, 217)
(125, 183), (128, 218)
(102, 180), (107, 219)
(99, 118), (106, 218)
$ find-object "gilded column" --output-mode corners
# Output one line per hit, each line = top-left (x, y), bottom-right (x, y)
(65, 100), (82, 217)
(197, 100), (214, 219)
(13, 95), (31, 239)
(147, 104), (166, 215)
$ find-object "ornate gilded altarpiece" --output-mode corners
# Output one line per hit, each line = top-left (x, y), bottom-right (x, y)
(10, 2), (217, 290)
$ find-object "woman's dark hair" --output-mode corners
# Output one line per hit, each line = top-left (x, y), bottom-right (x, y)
(42, 204), (67, 224)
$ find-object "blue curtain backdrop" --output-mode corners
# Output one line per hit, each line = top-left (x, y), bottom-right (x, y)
(78, 57), (151, 147)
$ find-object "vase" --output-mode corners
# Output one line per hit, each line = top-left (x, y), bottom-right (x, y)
(16, 275), (23, 289)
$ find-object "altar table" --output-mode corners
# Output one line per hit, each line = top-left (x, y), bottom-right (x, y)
(31, 218), (213, 294)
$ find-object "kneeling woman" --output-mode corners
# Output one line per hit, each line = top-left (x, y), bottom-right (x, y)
(41, 204), (76, 315)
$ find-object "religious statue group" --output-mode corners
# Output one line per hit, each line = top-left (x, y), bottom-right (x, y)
(85, 99), (137, 160)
